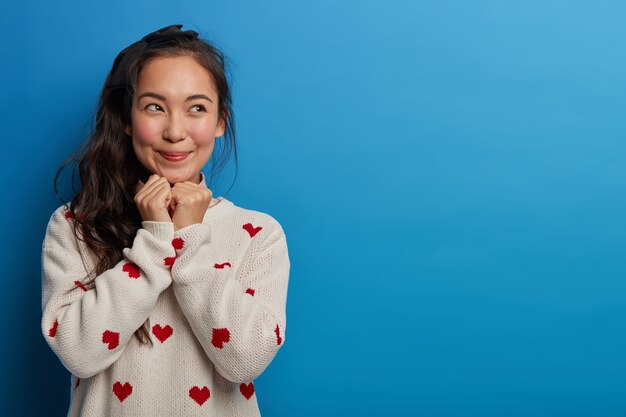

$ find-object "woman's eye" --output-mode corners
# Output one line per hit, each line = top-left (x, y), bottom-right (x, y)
(145, 103), (162, 111)
(190, 105), (206, 113)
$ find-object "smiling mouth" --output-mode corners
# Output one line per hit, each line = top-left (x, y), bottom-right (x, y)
(159, 151), (191, 161)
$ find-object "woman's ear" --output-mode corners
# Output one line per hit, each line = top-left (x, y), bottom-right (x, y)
(124, 124), (132, 136)
(216, 111), (227, 138)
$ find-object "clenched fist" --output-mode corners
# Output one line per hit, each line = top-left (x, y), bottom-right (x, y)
(169, 180), (213, 231)
(134, 174), (212, 232)
(134, 174), (173, 223)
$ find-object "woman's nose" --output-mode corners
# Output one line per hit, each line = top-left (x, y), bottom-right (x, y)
(163, 112), (186, 142)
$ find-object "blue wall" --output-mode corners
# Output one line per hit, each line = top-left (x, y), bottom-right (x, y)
(2, 1), (625, 415)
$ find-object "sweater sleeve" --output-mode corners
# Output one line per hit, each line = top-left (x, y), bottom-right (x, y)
(40, 206), (176, 378)
(170, 217), (290, 383)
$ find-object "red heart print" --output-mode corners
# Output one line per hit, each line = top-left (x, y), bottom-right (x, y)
(64, 210), (73, 219)
(243, 223), (262, 237)
(164, 257), (176, 268)
(275, 325), (283, 346)
(122, 262), (141, 279)
(74, 280), (88, 292)
(152, 324), (173, 343)
(102, 330), (120, 350)
(112, 381), (132, 402)
(189, 386), (210, 405)
(214, 262), (232, 269)
(172, 237), (185, 250)
(240, 382), (255, 399)
(211, 328), (230, 349)
(245, 288), (255, 296)
(48, 320), (58, 337)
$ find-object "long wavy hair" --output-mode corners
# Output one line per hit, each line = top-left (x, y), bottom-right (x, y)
(53, 28), (238, 346)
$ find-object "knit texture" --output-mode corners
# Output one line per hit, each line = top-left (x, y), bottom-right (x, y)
(41, 174), (290, 416)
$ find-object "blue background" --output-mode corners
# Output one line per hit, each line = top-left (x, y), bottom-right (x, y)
(2, 1), (625, 416)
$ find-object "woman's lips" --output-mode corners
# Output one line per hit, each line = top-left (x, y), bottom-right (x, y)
(159, 151), (190, 161)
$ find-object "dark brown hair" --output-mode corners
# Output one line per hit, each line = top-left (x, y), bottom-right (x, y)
(53, 27), (238, 345)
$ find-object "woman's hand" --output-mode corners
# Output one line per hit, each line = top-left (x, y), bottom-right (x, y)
(134, 174), (173, 222)
(170, 181), (213, 232)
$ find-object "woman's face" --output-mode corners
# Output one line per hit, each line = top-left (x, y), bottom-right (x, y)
(125, 54), (225, 185)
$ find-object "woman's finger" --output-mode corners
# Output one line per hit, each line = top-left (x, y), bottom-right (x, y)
(136, 176), (167, 202)
(141, 182), (171, 207)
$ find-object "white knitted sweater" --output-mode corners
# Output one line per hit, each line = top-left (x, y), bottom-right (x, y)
(40, 174), (290, 416)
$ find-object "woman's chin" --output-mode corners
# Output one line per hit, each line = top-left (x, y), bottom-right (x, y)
(166, 177), (183, 185)
(164, 174), (196, 185)
(148, 166), (197, 184)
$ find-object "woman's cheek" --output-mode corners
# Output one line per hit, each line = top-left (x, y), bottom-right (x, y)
(133, 117), (163, 145)
(189, 122), (218, 144)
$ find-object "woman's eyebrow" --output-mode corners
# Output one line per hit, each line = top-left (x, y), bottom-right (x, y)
(138, 92), (166, 101)
(186, 94), (214, 103)
(138, 92), (214, 103)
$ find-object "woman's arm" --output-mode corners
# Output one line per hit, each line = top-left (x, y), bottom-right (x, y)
(170, 215), (290, 383)
(40, 205), (176, 378)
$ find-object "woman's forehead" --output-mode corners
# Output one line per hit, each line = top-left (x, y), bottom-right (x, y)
(136, 55), (218, 98)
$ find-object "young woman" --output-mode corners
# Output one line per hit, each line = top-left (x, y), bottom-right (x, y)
(41, 24), (290, 416)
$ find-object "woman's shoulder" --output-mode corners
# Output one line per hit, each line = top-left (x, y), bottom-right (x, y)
(42, 203), (79, 249)
(45, 202), (75, 228)
(221, 197), (286, 235)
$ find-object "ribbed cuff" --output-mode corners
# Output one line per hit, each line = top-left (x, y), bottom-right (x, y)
(141, 221), (175, 241)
